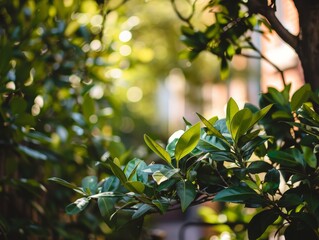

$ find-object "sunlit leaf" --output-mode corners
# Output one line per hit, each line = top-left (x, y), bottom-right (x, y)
(291, 84), (311, 111)
(65, 197), (90, 215)
(107, 159), (127, 184)
(152, 168), (180, 185)
(144, 134), (171, 164)
(226, 98), (239, 132)
(175, 123), (200, 162)
(125, 181), (145, 194)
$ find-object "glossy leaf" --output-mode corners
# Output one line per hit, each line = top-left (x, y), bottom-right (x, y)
(175, 122), (200, 162)
(48, 177), (85, 195)
(246, 161), (273, 174)
(152, 198), (170, 213)
(176, 180), (197, 212)
(132, 204), (154, 220)
(98, 197), (116, 219)
(125, 181), (145, 194)
(263, 169), (280, 195)
(213, 185), (261, 203)
(81, 176), (98, 194)
(291, 84), (311, 111)
(152, 168), (180, 185)
(144, 134), (172, 164)
(226, 98), (239, 132)
(302, 146), (317, 168)
(65, 197), (90, 215)
(230, 108), (253, 142)
(248, 209), (279, 240)
(103, 176), (121, 192)
(107, 159), (127, 184)
(197, 113), (226, 140)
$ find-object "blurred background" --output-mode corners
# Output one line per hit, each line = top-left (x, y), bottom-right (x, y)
(0, 0), (304, 239)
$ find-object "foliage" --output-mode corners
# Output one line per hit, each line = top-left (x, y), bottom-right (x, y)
(0, 0), (147, 239)
(52, 83), (319, 239)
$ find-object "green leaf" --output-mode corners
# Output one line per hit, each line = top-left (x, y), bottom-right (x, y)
(48, 177), (85, 195)
(102, 176), (120, 192)
(152, 168), (180, 185)
(124, 158), (142, 181)
(226, 98), (239, 132)
(230, 108), (253, 142)
(247, 161), (273, 174)
(107, 159), (127, 184)
(291, 84), (311, 111)
(213, 185), (261, 203)
(278, 190), (303, 208)
(250, 104), (273, 127)
(65, 197), (90, 215)
(302, 146), (317, 168)
(144, 134), (171, 164)
(98, 197), (116, 219)
(125, 181), (145, 194)
(81, 176), (98, 195)
(176, 180), (196, 212)
(248, 209), (279, 239)
(263, 169), (280, 195)
(152, 198), (170, 213)
(197, 113), (226, 140)
(175, 122), (200, 162)
(268, 149), (303, 167)
(132, 204), (153, 220)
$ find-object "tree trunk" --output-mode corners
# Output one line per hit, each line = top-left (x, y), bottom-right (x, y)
(294, 0), (319, 90)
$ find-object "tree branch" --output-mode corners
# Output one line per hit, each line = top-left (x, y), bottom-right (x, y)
(248, 0), (298, 50)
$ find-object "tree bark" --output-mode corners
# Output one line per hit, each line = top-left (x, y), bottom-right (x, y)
(294, 0), (319, 90)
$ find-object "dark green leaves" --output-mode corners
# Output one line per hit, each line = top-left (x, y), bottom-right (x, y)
(248, 209), (279, 239)
(176, 180), (196, 212)
(263, 169), (280, 195)
(213, 185), (263, 204)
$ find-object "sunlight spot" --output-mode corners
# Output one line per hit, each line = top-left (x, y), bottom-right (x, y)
(89, 114), (98, 124)
(6, 81), (16, 90)
(77, 13), (89, 25)
(34, 95), (44, 108)
(119, 30), (132, 42)
(90, 14), (103, 26)
(90, 39), (102, 51)
(63, 0), (73, 7)
(32, 104), (41, 116)
(69, 74), (81, 88)
(127, 86), (143, 102)
(119, 45), (131, 56)
(106, 68), (122, 79)
(89, 85), (104, 99)
(82, 44), (90, 52)
(126, 16), (140, 29)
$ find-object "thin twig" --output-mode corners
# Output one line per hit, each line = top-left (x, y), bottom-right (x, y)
(171, 0), (197, 28)
(240, 41), (286, 86)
